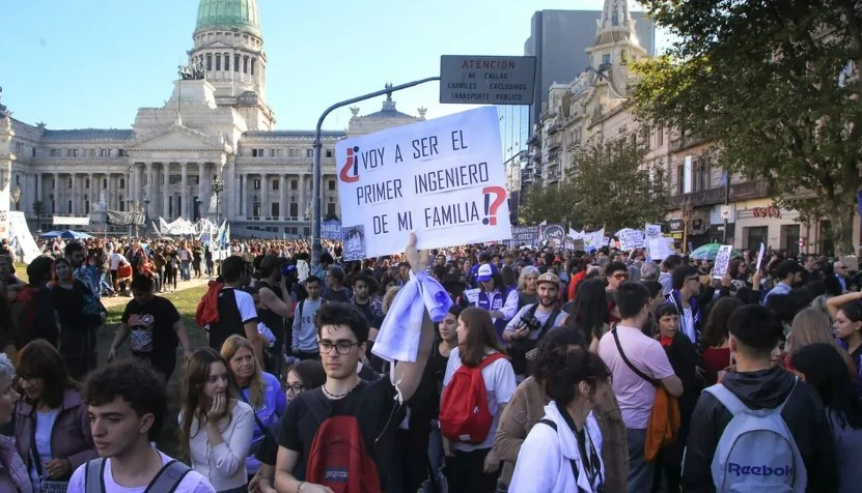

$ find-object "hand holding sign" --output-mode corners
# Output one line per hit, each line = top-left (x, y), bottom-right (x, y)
(406, 232), (430, 274)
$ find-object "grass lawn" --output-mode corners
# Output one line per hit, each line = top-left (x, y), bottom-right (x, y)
(100, 285), (209, 458)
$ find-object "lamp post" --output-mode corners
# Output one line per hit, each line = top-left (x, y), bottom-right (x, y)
(211, 176), (224, 226)
(126, 199), (134, 238)
(11, 186), (20, 212)
(143, 197), (150, 236)
(681, 200), (693, 255)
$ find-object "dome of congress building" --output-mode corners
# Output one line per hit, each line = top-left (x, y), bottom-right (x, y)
(196, 0), (261, 37)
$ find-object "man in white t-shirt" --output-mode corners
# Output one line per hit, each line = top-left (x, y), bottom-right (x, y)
(598, 282), (683, 493)
(68, 359), (214, 492)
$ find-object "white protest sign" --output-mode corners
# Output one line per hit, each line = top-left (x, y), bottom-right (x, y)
(8, 211), (41, 263)
(645, 224), (662, 239)
(336, 107), (511, 260)
(463, 288), (481, 305)
(713, 245), (734, 279)
(618, 229), (645, 252)
(755, 242), (766, 272)
(647, 237), (674, 261)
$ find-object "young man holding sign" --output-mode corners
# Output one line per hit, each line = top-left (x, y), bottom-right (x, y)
(274, 234), (439, 493)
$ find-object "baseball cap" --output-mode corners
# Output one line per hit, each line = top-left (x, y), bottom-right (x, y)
(476, 263), (496, 282)
(536, 272), (560, 288)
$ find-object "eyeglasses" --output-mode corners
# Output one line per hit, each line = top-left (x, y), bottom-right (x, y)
(15, 375), (39, 387)
(282, 383), (305, 393)
(318, 340), (360, 355)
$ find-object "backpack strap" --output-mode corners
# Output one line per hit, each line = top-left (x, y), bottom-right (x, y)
(538, 419), (582, 490)
(144, 460), (192, 493)
(477, 352), (507, 371)
(299, 299), (305, 321)
(84, 458), (107, 493)
(611, 328), (659, 387)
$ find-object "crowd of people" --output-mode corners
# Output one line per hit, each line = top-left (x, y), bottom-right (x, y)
(0, 233), (859, 492)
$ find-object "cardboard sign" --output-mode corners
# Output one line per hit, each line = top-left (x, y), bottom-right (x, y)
(336, 107), (511, 260)
(647, 237), (674, 261)
(463, 288), (481, 305)
(618, 229), (645, 252)
(645, 224), (662, 239)
(755, 242), (766, 272)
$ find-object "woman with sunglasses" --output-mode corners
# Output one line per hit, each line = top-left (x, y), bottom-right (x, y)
(248, 360), (325, 493)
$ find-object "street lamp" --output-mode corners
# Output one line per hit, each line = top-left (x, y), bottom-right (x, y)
(143, 197), (150, 236)
(681, 200), (693, 255)
(11, 186), (20, 212)
(211, 176), (224, 225)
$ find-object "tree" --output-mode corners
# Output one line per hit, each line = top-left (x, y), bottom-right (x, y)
(32, 200), (44, 218)
(632, 0), (862, 255)
(569, 137), (669, 233)
(518, 184), (575, 225)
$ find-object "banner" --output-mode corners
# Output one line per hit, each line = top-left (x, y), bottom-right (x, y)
(321, 219), (342, 241)
(540, 224), (566, 247)
(618, 228), (645, 252)
(8, 211), (41, 263)
(510, 225), (540, 244)
(335, 107), (511, 260)
(645, 224), (662, 239)
(106, 209), (144, 226)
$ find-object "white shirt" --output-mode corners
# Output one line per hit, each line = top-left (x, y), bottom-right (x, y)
(681, 307), (696, 342)
(510, 403), (605, 493)
(68, 450), (215, 493)
(30, 408), (60, 491)
(180, 401), (255, 491)
(443, 348), (517, 452)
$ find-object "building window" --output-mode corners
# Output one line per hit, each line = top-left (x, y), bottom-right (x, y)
(253, 202), (261, 218)
(89, 149), (95, 157)
(68, 178), (73, 189)
(215, 54), (221, 71)
(602, 54), (611, 66)
(68, 201), (72, 213)
(50, 149), (57, 157)
(290, 202), (298, 218)
(745, 226), (768, 252)
(290, 180), (298, 190)
(251, 58), (256, 75)
(306, 149), (314, 158)
(271, 203), (279, 217)
(206, 53), (212, 71)
(327, 203), (336, 217)
(195, 176), (200, 185)
(243, 57), (249, 73)
(120, 178), (125, 189)
(269, 148), (277, 157)
(85, 178), (90, 188)
(272, 180), (279, 191)
(694, 160), (711, 192)
(676, 164), (685, 194)
(224, 53), (230, 71)
(235, 55), (240, 72)
(657, 126), (664, 146)
(326, 149), (333, 158)
(253, 179), (261, 190)
(328, 180), (336, 191)
(103, 178), (107, 188)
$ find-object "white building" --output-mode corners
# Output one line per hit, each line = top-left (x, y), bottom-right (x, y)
(0, 0), (424, 238)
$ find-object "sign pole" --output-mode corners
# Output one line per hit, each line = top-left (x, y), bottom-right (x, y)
(311, 77), (440, 271)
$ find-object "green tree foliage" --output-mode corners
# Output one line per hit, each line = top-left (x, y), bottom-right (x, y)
(518, 184), (569, 225)
(632, 0), (862, 254)
(569, 137), (669, 233)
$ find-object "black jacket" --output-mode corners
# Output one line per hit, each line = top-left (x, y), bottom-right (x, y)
(681, 367), (838, 492)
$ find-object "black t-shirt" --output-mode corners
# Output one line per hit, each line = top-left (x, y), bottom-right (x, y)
(321, 287), (353, 303)
(276, 376), (400, 487)
(256, 422), (280, 466)
(121, 296), (181, 355)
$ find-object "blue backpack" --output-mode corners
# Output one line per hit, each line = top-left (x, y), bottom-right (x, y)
(705, 381), (806, 493)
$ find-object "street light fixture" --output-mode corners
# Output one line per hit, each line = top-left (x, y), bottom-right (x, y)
(11, 186), (20, 212)
(211, 176), (224, 225)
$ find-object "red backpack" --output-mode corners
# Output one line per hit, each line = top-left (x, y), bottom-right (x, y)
(439, 352), (507, 444)
(305, 391), (380, 493)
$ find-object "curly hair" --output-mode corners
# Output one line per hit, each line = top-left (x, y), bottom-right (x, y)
(83, 359), (167, 441)
(531, 326), (588, 385)
(534, 330), (610, 405)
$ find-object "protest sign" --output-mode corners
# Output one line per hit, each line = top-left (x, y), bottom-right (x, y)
(321, 219), (342, 240)
(755, 242), (766, 272)
(510, 225), (540, 245)
(335, 107), (511, 260)
(645, 224), (662, 239)
(647, 237), (674, 261)
(618, 229), (645, 252)
(713, 245), (734, 279)
(463, 288), (481, 305)
(8, 211), (41, 263)
(540, 224), (566, 247)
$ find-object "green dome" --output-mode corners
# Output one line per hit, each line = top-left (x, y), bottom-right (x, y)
(195, 0), (260, 37)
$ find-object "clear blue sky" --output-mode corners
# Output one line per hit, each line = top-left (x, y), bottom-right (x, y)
(0, 0), (659, 131)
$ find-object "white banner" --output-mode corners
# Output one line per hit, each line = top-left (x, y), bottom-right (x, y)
(8, 211), (41, 263)
(713, 245), (734, 279)
(647, 237), (675, 261)
(336, 107), (511, 260)
(645, 224), (662, 239)
(52, 216), (90, 226)
(618, 228), (645, 252)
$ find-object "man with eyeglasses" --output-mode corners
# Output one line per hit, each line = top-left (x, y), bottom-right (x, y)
(274, 234), (439, 493)
(606, 261), (629, 324)
(665, 265), (704, 343)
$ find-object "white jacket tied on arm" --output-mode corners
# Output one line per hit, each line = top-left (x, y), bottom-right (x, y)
(509, 402), (605, 493)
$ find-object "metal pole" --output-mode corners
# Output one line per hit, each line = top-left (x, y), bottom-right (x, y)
(722, 168), (730, 244)
(311, 76), (441, 270)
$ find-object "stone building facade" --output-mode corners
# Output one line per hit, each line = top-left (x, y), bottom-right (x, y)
(0, 0), (424, 238)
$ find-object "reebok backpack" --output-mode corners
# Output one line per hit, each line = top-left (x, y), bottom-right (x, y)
(305, 391), (380, 493)
(705, 381), (807, 493)
(439, 352), (507, 444)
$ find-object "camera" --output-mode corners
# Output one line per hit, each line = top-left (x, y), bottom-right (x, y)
(520, 312), (543, 334)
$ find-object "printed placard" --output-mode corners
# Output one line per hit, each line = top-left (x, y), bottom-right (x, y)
(713, 245), (734, 279)
(755, 242), (766, 272)
(336, 107), (511, 260)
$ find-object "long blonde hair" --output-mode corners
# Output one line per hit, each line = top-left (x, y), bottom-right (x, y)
(220, 335), (266, 409)
(789, 308), (854, 370)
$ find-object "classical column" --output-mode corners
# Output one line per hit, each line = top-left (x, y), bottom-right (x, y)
(87, 173), (94, 214)
(181, 162), (188, 219)
(198, 162), (207, 218)
(162, 163), (170, 219)
(239, 173), (246, 219)
(280, 174), (286, 221)
(262, 174), (270, 219)
(299, 174), (307, 220)
(52, 173), (59, 215)
(143, 163), (152, 217)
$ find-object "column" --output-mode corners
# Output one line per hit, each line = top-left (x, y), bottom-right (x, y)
(162, 163), (170, 219)
(262, 174), (270, 219)
(279, 174), (286, 221)
(239, 173), (246, 219)
(198, 162), (207, 219)
(181, 162), (188, 219)
(52, 173), (59, 214)
(145, 163), (154, 217)
(299, 174), (307, 220)
(88, 173), (94, 214)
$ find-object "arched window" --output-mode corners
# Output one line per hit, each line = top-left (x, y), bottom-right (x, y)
(206, 53), (213, 71)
